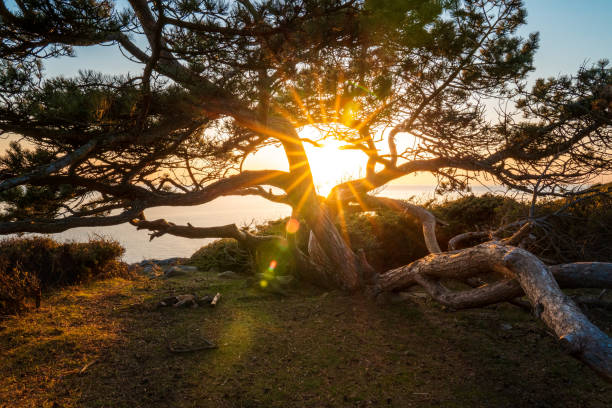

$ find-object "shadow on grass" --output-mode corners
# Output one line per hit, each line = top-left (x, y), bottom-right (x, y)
(1, 273), (611, 408)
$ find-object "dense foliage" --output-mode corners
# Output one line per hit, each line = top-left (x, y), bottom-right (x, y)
(190, 191), (612, 278)
(0, 236), (127, 314)
(0, 0), (609, 236)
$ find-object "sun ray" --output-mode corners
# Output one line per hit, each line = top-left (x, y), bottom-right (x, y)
(294, 182), (314, 214)
(313, 71), (329, 125)
(285, 169), (313, 195)
(248, 171), (287, 188)
(288, 159), (309, 170)
(354, 99), (390, 131)
(334, 190), (351, 246)
(287, 86), (315, 126)
(271, 103), (301, 128)
(346, 181), (370, 212)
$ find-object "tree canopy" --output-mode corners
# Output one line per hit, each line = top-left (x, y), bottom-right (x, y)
(0, 0), (610, 228)
(1, 0), (612, 382)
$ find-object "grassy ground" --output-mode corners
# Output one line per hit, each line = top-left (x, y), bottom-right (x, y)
(1, 270), (611, 408)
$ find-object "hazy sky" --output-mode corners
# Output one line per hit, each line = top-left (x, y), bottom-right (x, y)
(4, 1), (612, 186)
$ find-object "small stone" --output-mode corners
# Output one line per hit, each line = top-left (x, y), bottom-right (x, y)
(164, 267), (187, 278)
(164, 265), (198, 278)
(501, 323), (513, 331)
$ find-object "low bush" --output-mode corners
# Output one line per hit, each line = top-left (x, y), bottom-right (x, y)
(0, 262), (40, 315)
(337, 209), (430, 271)
(430, 194), (527, 247)
(531, 189), (612, 262)
(189, 238), (251, 273)
(0, 236), (128, 314)
(188, 190), (612, 279)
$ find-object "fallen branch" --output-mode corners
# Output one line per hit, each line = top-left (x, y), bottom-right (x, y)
(375, 242), (612, 381)
(363, 196), (443, 254)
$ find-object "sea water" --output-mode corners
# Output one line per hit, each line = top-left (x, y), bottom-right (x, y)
(19, 185), (505, 263)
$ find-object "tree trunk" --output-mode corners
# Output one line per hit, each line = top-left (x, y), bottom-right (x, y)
(301, 203), (373, 290)
(273, 118), (373, 290)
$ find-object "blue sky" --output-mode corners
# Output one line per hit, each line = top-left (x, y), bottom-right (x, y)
(5, 1), (612, 186)
(521, 0), (611, 79)
(42, 1), (612, 81)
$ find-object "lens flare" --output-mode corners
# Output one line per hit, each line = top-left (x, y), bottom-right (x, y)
(286, 218), (300, 234)
(260, 279), (268, 288)
(342, 101), (360, 126)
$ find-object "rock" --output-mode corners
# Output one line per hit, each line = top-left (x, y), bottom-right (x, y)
(139, 257), (187, 267)
(218, 271), (240, 279)
(158, 294), (198, 308)
(501, 323), (513, 331)
(164, 267), (188, 278)
(141, 264), (163, 278)
(164, 265), (199, 278)
(177, 265), (198, 272)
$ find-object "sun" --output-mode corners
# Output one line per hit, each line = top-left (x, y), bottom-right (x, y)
(242, 126), (368, 197)
(303, 134), (366, 197)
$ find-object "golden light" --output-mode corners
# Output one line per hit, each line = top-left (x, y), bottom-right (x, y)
(341, 101), (360, 126)
(304, 135), (366, 196)
(242, 125), (370, 197)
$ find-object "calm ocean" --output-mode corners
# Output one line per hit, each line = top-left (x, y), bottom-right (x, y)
(23, 185), (504, 263)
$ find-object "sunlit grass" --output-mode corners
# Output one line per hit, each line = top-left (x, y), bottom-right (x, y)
(2, 270), (611, 407)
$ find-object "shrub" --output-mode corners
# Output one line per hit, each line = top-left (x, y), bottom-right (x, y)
(189, 238), (251, 273)
(338, 209), (430, 271)
(0, 236), (127, 314)
(0, 262), (40, 315)
(530, 190), (612, 262)
(187, 191), (612, 279)
(430, 194), (527, 246)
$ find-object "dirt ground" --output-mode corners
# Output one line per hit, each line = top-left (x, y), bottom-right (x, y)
(1, 270), (611, 407)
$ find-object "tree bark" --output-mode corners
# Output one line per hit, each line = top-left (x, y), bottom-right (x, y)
(267, 116), (373, 291)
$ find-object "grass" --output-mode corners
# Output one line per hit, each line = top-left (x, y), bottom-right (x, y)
(1, 270), (611, 407)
